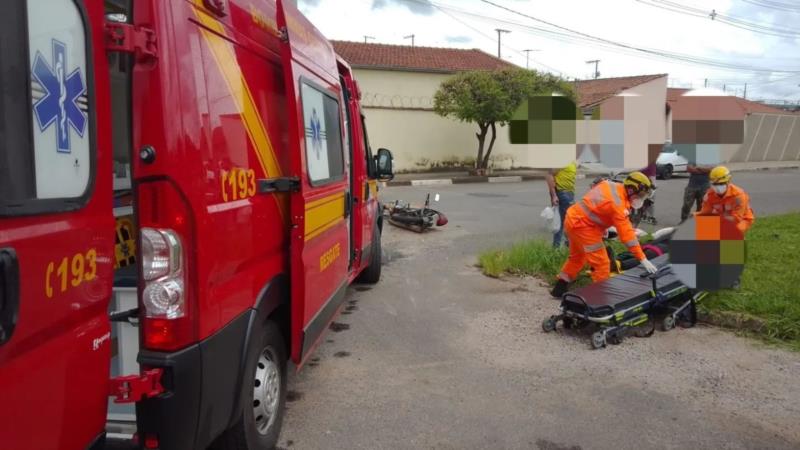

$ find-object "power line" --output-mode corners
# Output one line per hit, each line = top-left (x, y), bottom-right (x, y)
(740, 0), (800, 13)
(429, 2), (572, 76)
(475, 0), (800, 74)
(636, 0), (800, 38)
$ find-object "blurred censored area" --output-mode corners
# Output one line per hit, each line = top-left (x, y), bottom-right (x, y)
(669, 216), (745, 291)
(671, 94), (745, 166)
(509, 90), (745, 170)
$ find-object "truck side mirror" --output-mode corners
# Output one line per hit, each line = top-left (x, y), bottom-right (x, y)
(375, 148), (394, 181)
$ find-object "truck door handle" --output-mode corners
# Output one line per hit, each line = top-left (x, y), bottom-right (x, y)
(0, 248), (20, 346)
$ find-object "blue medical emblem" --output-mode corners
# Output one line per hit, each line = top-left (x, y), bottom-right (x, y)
(31, 39), (87, 153)
(310, 108), (322, 160)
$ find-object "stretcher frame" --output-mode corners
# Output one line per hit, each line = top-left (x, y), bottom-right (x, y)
(542, 264), (706, 349)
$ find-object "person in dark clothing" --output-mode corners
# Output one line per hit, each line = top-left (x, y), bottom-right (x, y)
(681, 164), (711, 222)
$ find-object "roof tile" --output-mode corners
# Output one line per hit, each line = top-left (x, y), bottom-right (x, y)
(332, 40), (515, 73)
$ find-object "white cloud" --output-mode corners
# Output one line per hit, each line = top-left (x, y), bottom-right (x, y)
(298, 0), (800, 101)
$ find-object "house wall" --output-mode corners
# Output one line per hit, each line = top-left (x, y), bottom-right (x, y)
(355, 68), (576, 171)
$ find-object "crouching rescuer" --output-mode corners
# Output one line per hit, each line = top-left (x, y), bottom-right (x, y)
(551, 172), (658, 298)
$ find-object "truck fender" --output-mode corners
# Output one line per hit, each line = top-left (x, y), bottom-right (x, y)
(227, 273), (288, 427)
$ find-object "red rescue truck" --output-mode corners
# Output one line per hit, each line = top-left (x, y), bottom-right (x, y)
(0, 0), (393, 449)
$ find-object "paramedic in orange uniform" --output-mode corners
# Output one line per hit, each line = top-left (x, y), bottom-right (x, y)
(696, 166), (754, 234)
(551, 172), (658, 298)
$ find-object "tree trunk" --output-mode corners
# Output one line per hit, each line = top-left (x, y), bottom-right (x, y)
(481, 122), (498, 170)
(475, 123), (488, 170)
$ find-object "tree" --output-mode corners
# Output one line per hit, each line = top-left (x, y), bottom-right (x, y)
(433, 68), (577, 174)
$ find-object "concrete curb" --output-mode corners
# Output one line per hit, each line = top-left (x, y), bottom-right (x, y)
(384, 164), (798, 187)
(388, 173), (547, 187)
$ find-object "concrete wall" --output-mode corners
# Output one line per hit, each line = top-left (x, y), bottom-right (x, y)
(356, 69), (532, 171)
(355, 69), (668, 171)
(730, 113), (800, 163)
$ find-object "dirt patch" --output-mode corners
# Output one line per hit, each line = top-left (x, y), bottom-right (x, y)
(286, 391), (303, 402)
(329, 322), (350, 332)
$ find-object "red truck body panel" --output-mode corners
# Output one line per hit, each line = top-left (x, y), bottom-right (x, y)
(0, 1), (115, 449)
(0, 0), (383, 448)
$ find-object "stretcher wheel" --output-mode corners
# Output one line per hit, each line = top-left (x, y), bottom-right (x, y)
(542, 317), (557, 333)
(662, 316), (676, 331)
(591, 332), (606, 349)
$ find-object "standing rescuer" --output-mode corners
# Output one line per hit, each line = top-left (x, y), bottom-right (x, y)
(681, 163), (712, 223)
(547, 161), (577, 248)
(697, 166), (755, 233)
(551, 172), (658, 298)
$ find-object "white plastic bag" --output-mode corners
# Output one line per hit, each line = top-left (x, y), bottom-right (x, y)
(540, 206), (561, 233)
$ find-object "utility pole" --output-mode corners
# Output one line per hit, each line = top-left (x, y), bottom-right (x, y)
(495, 28), (510, 58)
(363, 35), (375, 44)
(523, 49), (540, 69)
(704, 78), (708, 88)
(404, 34), (415, 47)
(585, 59), (600, 79)
(744, 83), (747, 99)
(723, 84), (726, 92)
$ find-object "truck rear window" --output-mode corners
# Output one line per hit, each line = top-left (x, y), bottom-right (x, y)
(301, 82), (345, 185)
(0, 0), (94, 215)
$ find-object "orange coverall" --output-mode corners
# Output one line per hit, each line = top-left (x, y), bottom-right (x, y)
(558, 180), (647, 283)
(697, 183), (755, 233)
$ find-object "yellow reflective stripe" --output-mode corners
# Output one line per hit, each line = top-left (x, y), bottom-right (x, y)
(583, 241), (605, 252)
(579, 202), (607, 227)
(192, 12), (282, 180)
(624, 239), (639, 248)
(305, 192), (345, 241)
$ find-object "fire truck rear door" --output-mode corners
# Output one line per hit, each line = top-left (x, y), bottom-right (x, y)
(0, 1), (115, 449)
(277, 0), (352, 365)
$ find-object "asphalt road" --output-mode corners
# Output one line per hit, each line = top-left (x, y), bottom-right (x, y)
(278, 169), (800, 450)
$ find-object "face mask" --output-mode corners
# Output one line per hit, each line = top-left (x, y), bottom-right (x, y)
(713, 184), (728, 195)
(631, 197), (645, 210)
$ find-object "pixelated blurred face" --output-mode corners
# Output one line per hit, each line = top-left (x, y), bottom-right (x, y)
(510, 91), (668, 169)
(670, 216), (746, 291)
(509, 95), (581, 168)
(671, 95), (745, 167)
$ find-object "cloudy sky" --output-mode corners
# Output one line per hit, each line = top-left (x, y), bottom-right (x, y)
(297, 0), (800, 102)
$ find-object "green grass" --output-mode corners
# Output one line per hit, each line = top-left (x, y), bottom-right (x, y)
(701, 212), (800, 350)
(478, 212), (800, 350)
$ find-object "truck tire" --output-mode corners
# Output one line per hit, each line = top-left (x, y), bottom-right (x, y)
(211, 321), (287, 450)
(356, 226), (382, 284)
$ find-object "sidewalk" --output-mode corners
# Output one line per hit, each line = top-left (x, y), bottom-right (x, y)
(386, 161), (799, 187)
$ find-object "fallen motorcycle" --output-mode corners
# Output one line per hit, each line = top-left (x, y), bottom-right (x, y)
(384, 193), (448, 233)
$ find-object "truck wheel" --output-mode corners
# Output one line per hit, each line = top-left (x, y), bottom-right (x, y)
(212, 321), (287, 450)
(356, 226), (382, 284)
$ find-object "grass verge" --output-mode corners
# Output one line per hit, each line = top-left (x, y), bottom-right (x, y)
(478, 212), (800, 350)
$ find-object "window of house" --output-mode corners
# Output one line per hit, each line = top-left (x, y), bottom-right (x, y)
(0, 0), (94, 214)
(301, 82), (344, 185)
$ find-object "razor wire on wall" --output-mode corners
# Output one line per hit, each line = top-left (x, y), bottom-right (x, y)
(360, 92), (436, 110)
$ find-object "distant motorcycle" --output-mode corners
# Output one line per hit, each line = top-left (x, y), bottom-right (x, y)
(384, 193), (448, 233)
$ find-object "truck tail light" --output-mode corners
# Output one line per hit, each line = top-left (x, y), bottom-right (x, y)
(141, 228), (184, 318)
(137, 181), (196, 351)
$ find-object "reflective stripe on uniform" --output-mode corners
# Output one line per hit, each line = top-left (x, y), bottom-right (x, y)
(608, 182), (622, 205)
(579, 202), (607, 227)
(558, 272), (572, 282)
(624, 239), (639, 248)
(583, 241), (605, 252)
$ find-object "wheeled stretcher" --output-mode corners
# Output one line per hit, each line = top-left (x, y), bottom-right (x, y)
(542, 255), (706, 349)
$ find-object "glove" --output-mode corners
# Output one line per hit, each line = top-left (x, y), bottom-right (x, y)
(640, 258), (658, 274)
